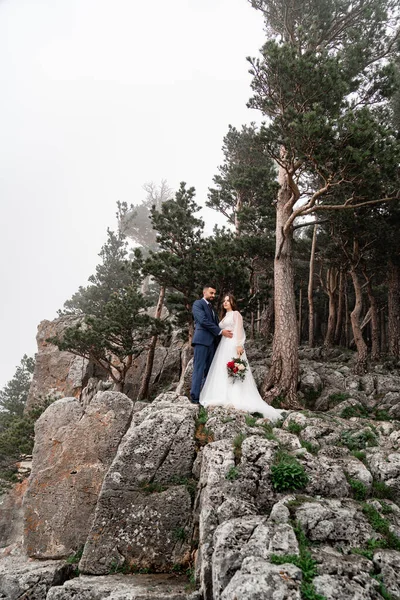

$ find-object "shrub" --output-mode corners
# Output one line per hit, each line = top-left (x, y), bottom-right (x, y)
(271, 452), (309, 492)
(340, 429), (378, 451)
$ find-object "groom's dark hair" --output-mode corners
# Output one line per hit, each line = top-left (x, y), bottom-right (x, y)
(203, 284), (216, 290)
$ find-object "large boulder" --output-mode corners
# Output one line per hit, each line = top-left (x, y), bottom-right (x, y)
(47, 573), (198, 600)
(79, 393), (198, 575)
(24, 391), (133, 559)
(0, 479), (29, 554)
(25, 317), (90, 412)
(0, 556), (73, 600)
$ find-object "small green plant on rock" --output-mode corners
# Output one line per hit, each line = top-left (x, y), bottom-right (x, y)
(196, 406), (208, 425)
(270, 521), (326, 600)
(371, 480), (395, 501)
(245, 415), (258, 427)
(233, 432), (246, 463)
(225, 466), (240, 481)
(287, 421), (304, 435)
(328, 392), (350, 406)
(66, 547), (84, 565)
(300, 441), (319, 455)
(340, 429), (378, 451)
(172, 527), (186, 542)
(271, 451), (309, 492)
(352, 450), (367, 463)
(346, 476), (367, 501)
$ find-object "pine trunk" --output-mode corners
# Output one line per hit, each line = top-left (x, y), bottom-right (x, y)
(349, 266), (368, 374)
(137, 286), (165, 400)
(308, 224), (317, 347)
(263, 164), (300, 409)
(324, 291), (336, 348)
(388, 261), (400, 359)
(363, 271), (380, 362)
(334, 270), (345, 346)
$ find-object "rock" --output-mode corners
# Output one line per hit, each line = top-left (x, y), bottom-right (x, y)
(221, 557), (302, 600)
(176, 358), (194, 398)
(376, 375), (400, 395)
(373, 549), (400, 599)
(24, 391), (133, 559)
(299, 368), (322, 398)
(25, 317), (90, 412)
(302, 454), (350, 499)
(79, 393), (197, 574)
(312, 545), (372, 577)
(0, 556), (73, 600)
(294, 499), (376, 549)
(0, 479), (28, 554)
(47, 573), (195, 599)
(313, 573), (380, 600)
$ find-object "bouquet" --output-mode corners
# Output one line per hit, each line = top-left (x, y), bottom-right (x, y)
(227, 357), (248, 382)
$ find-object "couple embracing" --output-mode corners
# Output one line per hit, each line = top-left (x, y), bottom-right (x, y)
(190, 285), (283, 422)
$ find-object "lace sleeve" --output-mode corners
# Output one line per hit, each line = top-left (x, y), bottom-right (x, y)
(233, 311), (246, 346)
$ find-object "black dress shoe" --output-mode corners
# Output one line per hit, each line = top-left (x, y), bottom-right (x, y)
(190, 396), (200, 404)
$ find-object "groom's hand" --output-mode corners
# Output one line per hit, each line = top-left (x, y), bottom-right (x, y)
(221, 329), (233, 338)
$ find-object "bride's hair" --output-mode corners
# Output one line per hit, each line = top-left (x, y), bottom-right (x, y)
(220, 293), (237, 319)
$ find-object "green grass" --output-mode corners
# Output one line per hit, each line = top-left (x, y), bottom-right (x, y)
(233, 432), (246, 463)
(270, 521), (326, 600)
(196, 406), (208, 425)
(340, 429), (378, 451)
(346, 476), (367, 501)
(245, 415), (258, 427)
(371, 480), (395, 501)
(352, 450), (367, 463)
(328, 392), (350, 405)
(287, 421), (304, 435)
(271, 451), (309, 492)
(351, 537), (383, 561)
(361, 503), (400, 551)
(340, 404), (393, 421)
(172, 527), (186, 542)
(271, 396), (285, 409)
(66, 547), (84, 565)
(168, 476), (197, 501)
(225, 466), (240, 480)
(300, 441), (319, 455)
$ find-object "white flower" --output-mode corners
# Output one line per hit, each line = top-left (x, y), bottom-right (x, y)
(237, 364), (245, 371)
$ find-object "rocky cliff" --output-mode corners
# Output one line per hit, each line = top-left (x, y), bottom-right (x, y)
(2, 346), (400, 599)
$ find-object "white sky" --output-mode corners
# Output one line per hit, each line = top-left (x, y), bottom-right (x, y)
(0, 0), (265, 388)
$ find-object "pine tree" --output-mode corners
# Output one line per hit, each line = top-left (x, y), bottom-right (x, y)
(248, 0), (400, 407)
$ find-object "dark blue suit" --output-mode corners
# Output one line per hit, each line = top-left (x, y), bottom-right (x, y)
(190, 299), (221, 402)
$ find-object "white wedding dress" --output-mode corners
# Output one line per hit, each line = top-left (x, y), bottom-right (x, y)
(200, 310), (283, 422)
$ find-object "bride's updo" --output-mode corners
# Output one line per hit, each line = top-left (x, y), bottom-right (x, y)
(220, 292), (238, 319)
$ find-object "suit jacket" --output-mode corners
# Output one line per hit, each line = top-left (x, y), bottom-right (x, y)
(192, 298), (221, 346)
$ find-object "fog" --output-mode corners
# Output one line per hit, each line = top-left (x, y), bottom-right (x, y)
(0, 0), (265, 387)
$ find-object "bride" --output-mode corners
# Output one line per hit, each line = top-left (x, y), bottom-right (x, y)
(200, 293), (283, 422)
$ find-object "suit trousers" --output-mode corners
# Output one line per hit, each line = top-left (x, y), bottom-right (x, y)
(190, 343), (215, 402)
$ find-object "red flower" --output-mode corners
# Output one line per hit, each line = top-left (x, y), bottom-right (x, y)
(233, 367), (238, 373)
(227, 361), (235, 369)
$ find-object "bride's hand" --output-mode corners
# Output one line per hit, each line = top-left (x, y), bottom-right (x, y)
(237, 346), (244, 356)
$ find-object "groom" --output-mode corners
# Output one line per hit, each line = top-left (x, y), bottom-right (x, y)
(190, 285), (233, 404)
